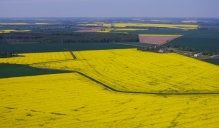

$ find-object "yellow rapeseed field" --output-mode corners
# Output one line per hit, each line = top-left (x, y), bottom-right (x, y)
(78, 23), (198, 29)
(97, 31), (110, 33)
(0, 73), (219, 127)
(0, 29), (31, 33)
(115, 28), (148, 31)
(0, 51), (72, 65)
(1, 49), (219, 127)
(31, 49), (219, 93)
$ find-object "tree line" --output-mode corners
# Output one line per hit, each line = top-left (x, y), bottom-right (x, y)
(0, 32), (139, 44)
(137, 45), (217, 56)
(137, 46), (174, 53)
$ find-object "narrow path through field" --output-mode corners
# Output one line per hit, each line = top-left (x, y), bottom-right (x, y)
(62, 48), (77, 60)
(35, 67), (219, 95)
(69, 51), (77, 60)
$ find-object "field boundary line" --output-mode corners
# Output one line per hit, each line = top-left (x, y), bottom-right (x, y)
(113, 43), (144, 47)
(70, 51), (77, 60)
(63, 48), (77, 59)
(34, 67), (219, 95)
(30, 59), (73, 65)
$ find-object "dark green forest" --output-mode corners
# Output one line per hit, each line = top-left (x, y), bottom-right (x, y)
(0, 32), (139, 44)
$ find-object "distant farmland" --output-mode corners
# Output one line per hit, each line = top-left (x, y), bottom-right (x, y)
(78, 23), (198, 30)
(0, 29), (30, 33)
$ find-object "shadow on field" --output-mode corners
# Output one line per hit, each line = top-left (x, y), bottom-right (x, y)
(2, 64), (218, 95)
(35, 67), (219, 95)
(0, 63), (71, 79)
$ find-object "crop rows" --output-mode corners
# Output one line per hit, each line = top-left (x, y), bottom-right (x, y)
(0, 51), (72, 65)
(1, 48), (219, 127)
(31, 49), (219, 93)
(0, 73), (219, 127)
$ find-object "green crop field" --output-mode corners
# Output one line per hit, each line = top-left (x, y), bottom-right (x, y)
(203, 59), (219, 66)
(115, 42), (155, 47)
(0, 43), (136, 53)
(0, 63), (71, 78)
(165, 33), (219, 53)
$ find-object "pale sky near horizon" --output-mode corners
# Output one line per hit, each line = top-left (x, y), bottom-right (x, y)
(0, 0), (219, 18)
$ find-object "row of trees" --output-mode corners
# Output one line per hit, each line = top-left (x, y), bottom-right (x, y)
(137, 46), (160, 52)
(166, 45), (197, 51)
(137, 46), (174, 53)
(202, 50), (214, 56)
(138, 45), (217, 56)
(166, 45), (216, 55)
(0, 32), (139, 44)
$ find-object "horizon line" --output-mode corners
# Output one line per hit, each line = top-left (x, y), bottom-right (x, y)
(0, 17), (219, 19)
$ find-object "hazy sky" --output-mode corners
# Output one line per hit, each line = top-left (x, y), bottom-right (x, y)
(0, 0), (219, 18)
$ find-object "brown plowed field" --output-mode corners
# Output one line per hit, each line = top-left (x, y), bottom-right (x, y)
(139, 36), (180, 45)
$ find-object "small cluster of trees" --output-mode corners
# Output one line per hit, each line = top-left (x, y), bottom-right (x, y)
(141, 44), (218, 57)
(0, 52), (12, 58)
(137, 46), (175, 53)
(167, 45), (217, 56)
(166, 45), (197, 51)
(167, 45), (216, 56)
(202, 50), (214, 56)
(177, 47), (197, 52)
(137, 46), (160, 52)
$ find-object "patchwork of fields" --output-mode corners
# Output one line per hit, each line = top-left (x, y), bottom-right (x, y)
(78, 23), (198, 30)
(1, 48), (219, 127)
